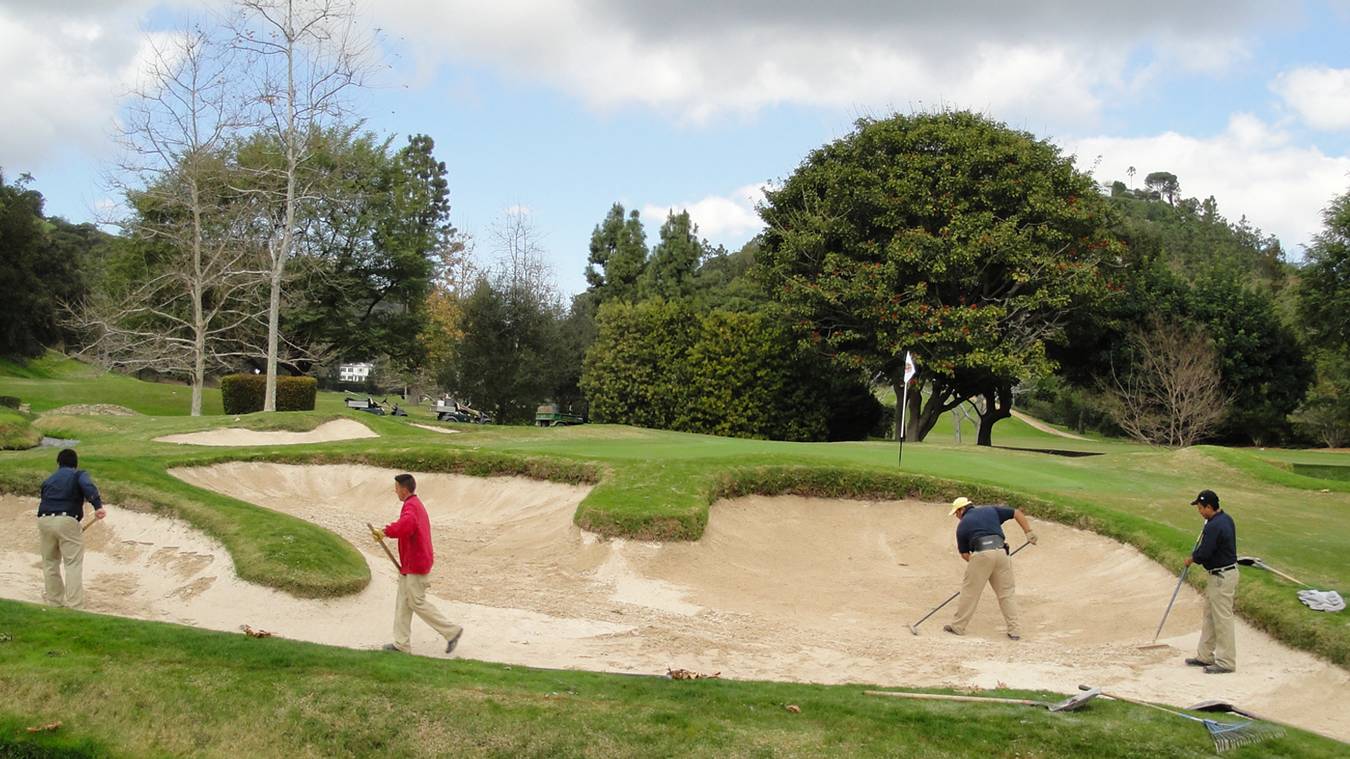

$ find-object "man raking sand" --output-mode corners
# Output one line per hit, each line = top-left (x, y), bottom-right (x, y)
(375, 473), (464, 655)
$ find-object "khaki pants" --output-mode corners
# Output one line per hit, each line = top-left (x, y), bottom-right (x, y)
(1198, 568), (1239, 670)
(393, 573), (462, 653)
(38, 515), (84, 609)
(949, 549), (1021, 636)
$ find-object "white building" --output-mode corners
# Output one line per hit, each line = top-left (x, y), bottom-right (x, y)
(338, 362), (374, 383)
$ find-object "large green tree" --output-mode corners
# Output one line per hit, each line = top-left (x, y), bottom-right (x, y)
(239, 130), (450, 376)
(584, 203), (649, 304)
(642, 210), (706, 301)
(0, 173), (91, 358)
(1298, 189), (1350, 355)
(758, 111), (1120, 445)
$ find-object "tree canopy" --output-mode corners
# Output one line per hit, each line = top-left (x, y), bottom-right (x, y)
(758, 110), (1121, 444)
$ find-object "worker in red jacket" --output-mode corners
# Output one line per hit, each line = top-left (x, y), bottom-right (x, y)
(378, 473), (464, 655)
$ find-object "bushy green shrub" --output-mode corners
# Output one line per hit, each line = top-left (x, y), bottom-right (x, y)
(221, 375), (317, 414)
(581, 301), (879, 441)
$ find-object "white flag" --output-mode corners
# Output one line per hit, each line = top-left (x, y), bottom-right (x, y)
(903, 351), (916, 384)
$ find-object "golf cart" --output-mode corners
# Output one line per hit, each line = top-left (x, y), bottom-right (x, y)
(433, 397), (492, 424)
(535, 402), (587, 427)
(345, 396), (385, 416)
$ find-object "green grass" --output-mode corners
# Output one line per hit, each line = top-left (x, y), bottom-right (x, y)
(0, 601), (1341, 759)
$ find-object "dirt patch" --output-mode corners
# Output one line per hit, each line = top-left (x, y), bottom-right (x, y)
(3, 468), (1347, 743)
(153, 419), (377, 446)
(44, 404), (140, 417)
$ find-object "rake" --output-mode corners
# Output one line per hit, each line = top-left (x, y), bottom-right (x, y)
(1079, 686), (1284, 753)
(1235, 556), (1309, 587)
(1139, 528), (1205, 650)
(866, 687), (1101, 712)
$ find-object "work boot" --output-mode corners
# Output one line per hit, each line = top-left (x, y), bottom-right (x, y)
(1184, 657), (1212, 667)
(445, 629), (463, 655)
(942, 624), (963, 636)
(382, 643), (407, 653)
(1203, 664), (1235, 674)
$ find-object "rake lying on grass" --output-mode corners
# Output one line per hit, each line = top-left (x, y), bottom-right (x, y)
(1079, 685), (1284, 753)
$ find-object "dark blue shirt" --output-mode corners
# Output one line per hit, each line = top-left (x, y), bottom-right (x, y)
(956, 505), (1015, 554)
(1192, 510), (1237, 570)
(38, 467), (102, 521)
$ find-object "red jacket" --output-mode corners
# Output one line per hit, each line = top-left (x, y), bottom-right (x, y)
(383, 494), (435, 575)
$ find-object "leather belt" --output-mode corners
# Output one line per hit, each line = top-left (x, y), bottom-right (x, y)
(1208, 564), (1237, 575)
(971, 535), (1006, 552)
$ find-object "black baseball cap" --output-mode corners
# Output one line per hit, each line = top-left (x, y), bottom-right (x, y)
(1191, 490), (1220, 508)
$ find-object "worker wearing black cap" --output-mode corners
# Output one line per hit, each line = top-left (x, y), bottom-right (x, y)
(1183, 489), (1237, 674)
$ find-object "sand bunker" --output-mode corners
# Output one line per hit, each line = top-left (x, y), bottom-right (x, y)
(3, 465), (1347, 742)
(154, 419), (377, 446)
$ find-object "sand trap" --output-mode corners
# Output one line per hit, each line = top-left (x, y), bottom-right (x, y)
(3, 466), (1347, 742)
(153, 419), (377, 446)
(410, 423), (460, 434)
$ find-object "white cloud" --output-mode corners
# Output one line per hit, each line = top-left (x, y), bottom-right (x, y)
(0, 2), (165, 170)
(642, 183), (767, 242)
(1065, 114), (1350, 256)
(369, 1), (1271, 126)
(1272, 66), (1350, 131)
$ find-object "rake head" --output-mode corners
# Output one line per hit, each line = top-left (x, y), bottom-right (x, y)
(1203, 718), (1285, 753)
(1049, 687), (1100, 712)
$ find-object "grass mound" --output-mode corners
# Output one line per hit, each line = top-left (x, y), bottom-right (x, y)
(0, 407), (40, 450)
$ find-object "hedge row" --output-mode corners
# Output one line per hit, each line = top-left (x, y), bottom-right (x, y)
(580, 300), (881, 441)
(220, 375), (317, 414)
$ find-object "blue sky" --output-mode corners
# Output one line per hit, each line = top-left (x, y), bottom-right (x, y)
(3, 1), (1348, 296)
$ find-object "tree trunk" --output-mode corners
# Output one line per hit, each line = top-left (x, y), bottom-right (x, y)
(264, 270), (282, 412)
(976, 382), (1014, 446)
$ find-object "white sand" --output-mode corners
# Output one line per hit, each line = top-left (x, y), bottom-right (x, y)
(3, 465), (1346, 742)
(153, 419), (377, 446)
(410, 423), (460, 434)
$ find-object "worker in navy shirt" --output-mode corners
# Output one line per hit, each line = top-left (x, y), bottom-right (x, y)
(943, 497), (1037, 640)
(1183, 489), (1238, 674)
(36, 448), (106, 608)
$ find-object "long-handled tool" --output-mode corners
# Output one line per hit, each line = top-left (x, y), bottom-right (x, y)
(1139, 529), (1204, 650)
(908, 540), (1031, 635)
(1080, 685), (1284, 753)
(81, 517), (100, 533)
(866, 687), (1100, 712)
(1235, 556), (1309, 587)
(366, 522), (401, 572)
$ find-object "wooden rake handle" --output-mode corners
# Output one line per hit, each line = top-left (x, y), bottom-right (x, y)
(366, 522), (402, 572)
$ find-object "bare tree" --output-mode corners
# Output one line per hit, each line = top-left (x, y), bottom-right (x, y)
(75, 25), (267, 416)
(230, 0), (376, 411)
(1100, 319), (1230, 447)
(488, 206), (557, 305)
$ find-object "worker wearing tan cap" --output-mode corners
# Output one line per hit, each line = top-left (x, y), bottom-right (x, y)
(944, 497), (1036, 640)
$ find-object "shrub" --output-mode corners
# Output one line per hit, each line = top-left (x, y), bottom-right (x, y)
(0, 396), (19, 409)
(221, 375), (317, 414)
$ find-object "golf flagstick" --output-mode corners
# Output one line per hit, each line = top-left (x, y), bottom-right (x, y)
(898, 351), (916, 468)
(366, 522), (402, 572)
(908, 540), (1032, 635)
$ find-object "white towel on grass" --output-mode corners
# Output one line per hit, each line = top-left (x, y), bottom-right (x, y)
(1297, 589), (1345, 612)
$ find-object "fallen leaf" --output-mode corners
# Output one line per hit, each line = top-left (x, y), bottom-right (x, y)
(239, 624), (275, 638)
(26, 721), (61, 733)
(785, 705), (801, 714)
(667, 667), (721, 680)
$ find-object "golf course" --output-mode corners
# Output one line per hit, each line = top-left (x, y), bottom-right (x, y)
(2, 354), (1347, 757)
